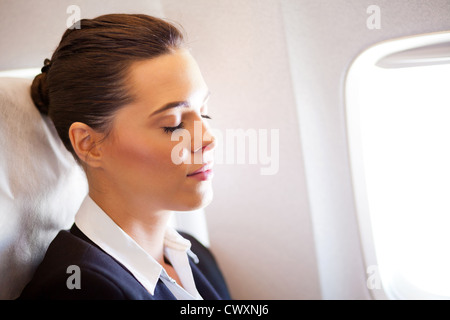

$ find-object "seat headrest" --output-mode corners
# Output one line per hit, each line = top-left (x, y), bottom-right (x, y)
(0, 77), (88, 299)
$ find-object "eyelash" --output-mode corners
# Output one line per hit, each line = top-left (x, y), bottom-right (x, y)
(162, 114), (212, 134)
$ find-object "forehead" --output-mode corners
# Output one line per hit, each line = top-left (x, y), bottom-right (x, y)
(126, 49), (208, 108)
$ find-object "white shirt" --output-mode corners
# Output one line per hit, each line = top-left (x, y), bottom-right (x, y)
(74, 195), (202, 300)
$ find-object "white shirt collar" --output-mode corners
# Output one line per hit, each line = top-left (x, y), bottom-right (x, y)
(74, 195), (201, 299)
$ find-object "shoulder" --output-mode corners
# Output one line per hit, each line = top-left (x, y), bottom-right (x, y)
(18, 230), (150, 300)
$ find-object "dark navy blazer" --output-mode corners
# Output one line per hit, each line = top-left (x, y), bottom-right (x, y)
(19, 225), (231, 300)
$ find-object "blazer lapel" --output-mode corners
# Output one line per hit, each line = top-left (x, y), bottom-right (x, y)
(189, 260), (222, 300)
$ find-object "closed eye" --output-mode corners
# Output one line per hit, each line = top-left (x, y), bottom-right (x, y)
(162, 115), (212, 134)
(163, 122), (184, 134)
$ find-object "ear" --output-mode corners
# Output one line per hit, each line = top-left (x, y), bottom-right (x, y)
(68, 122), (104, 168)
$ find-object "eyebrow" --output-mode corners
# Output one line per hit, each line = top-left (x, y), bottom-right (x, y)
(150, 91), (211, 117)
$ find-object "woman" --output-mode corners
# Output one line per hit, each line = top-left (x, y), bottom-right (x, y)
(19, 13), (230, 300)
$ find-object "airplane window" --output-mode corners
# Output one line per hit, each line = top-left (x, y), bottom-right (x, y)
(346, 32), (450, 299)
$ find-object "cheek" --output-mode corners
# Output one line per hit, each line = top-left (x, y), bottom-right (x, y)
(105, 131), (186, 179)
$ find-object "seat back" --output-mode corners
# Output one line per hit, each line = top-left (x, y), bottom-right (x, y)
(0, 77), (88, 299)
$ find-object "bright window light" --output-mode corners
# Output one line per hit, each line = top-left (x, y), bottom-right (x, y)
(346, 32), (450, 300)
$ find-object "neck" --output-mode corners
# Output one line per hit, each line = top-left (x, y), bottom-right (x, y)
(88, 187), (173, 264)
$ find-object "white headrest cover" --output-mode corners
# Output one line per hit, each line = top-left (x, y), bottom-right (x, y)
(0, 77), (88, 299)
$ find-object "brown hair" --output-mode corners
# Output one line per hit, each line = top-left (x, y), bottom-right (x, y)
(31, 14), (185, 162)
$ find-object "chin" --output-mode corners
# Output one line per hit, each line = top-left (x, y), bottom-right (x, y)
(175, 189), (214, 212)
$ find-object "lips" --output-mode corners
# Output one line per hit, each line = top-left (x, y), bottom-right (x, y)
(187, 162), (214, 176)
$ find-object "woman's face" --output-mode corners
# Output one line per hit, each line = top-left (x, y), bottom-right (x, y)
(98, 49), (216, 212)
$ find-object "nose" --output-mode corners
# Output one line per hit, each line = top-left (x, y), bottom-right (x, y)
(201, 129), (216, 153)
(192, 118), (216, 155)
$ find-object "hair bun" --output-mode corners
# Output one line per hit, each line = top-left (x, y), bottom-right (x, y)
(30, 72), (50, 115)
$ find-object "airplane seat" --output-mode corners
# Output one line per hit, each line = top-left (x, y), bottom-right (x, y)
(0, 77), (88, 299)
